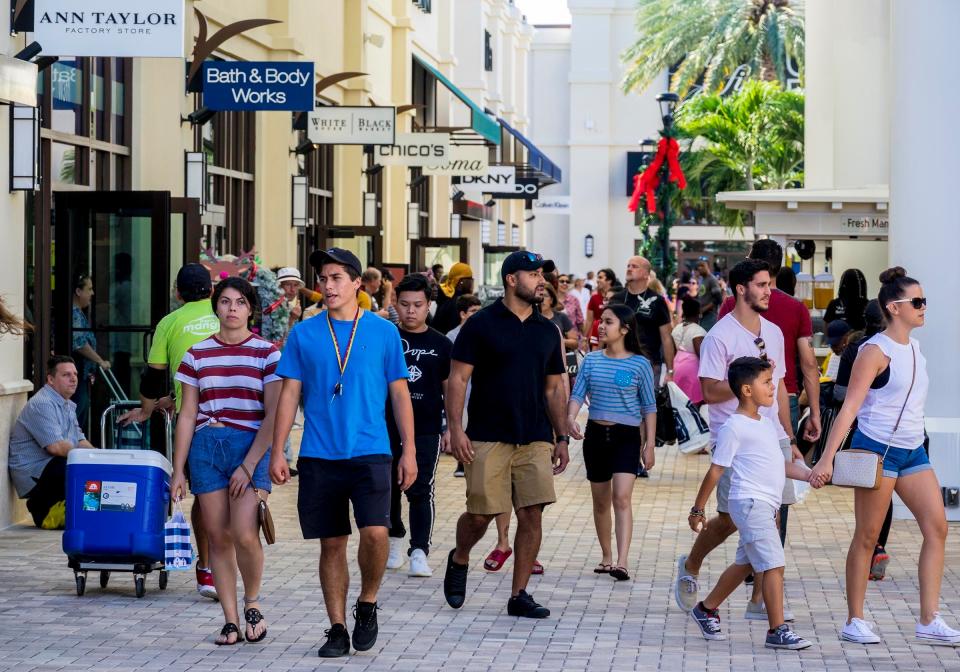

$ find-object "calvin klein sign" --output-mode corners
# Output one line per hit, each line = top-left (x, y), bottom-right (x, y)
(376, 133), (449, 167)
(27, 0), (184, 57)
(308, 107), (396, 145)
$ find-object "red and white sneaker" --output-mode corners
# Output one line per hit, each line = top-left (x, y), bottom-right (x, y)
(196, 566), (218, 601)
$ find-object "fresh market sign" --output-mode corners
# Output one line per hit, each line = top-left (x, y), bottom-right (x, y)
(202, 62), (314, 111)
(308, 107), (396, 145)
(840, 216), (888, 233)
(375, 133), (449, 167)
(423, 145), (489, 177)
(27, 0), (184, 57)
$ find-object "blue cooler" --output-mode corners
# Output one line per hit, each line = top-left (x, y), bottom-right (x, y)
(63, 449), (172, 562)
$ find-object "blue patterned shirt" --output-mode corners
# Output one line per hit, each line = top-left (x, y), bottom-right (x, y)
(570, 351), (657, 426)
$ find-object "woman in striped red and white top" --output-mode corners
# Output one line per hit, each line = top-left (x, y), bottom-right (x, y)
(170, 276), (280, 646)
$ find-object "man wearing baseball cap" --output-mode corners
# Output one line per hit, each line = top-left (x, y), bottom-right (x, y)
(119, 262), (220, 600)
(271, 248), (417, 658)
(443, 250), (570, 619)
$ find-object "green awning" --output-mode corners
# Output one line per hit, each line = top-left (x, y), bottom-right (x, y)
(413, 55), (500, 145)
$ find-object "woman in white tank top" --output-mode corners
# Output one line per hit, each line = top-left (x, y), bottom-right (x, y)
(810, 267), (958, 646)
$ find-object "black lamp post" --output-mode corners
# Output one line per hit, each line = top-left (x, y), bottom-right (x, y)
(655, 92), (680, 280)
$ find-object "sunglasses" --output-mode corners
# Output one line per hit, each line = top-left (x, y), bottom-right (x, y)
(558, 278), (570, 284)
(518, 251), (544, 263)
(889, 297), (927, 310)
(754, 337), (768, 362)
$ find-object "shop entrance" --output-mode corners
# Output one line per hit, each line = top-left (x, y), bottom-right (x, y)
(410, 238), (469, 274)
(52, 191), (200, 442)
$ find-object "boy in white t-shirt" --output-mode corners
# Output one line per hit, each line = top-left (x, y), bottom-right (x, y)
(687, 357), (814, 650)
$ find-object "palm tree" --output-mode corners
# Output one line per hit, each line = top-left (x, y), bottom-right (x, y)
(672, 81), (804, 226)
(621, 0), (804, 97)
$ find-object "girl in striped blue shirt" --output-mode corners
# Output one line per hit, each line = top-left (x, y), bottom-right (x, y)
(567, 303), (657, 581)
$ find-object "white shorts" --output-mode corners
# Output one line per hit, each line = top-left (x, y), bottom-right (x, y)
(715, 438), (792, 513)
(728, 498), (785, 573)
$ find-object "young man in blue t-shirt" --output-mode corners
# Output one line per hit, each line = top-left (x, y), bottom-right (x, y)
(271, 248), (416, 659)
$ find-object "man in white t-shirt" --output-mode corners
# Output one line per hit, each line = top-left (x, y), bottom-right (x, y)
(673, 259), (800, 619)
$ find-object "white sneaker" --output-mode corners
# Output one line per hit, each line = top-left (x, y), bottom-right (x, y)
(840, 618), (881, 644)
(386, 537), (405, 569)
(916, 613), (960, 646)
(408, 548), (433, 577)
(673, 554), (699, 612)
(744, 600), (795, 622)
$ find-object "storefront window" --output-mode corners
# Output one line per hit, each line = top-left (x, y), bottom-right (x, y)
(111, 59), (127, 145)
(50, 59), (84, 136)
(52, 141), (81, 185)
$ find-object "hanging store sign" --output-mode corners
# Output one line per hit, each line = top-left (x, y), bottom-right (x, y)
(494, 178), (540, 200)
(25, 0), (185, 57)
(532, 195), (571, 215)
(457, 167), (516, 194)
(375, 132), (449, 167)
(202, 62), (315, 111)
(423, 145), (489, 177)
(0, 56), (38, 107)
(307, 107), (396, 145)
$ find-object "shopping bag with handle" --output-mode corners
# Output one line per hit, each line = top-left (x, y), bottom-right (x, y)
(164, 502), (194, 570)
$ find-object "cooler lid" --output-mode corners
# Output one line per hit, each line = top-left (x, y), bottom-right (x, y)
(67, 449), (172, 476)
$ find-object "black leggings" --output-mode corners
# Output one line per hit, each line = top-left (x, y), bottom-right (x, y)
(389, 435), (441, 555)
(26, 457), (67, 527)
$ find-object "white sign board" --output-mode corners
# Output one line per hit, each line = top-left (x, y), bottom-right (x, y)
(30, 0), (184, 57)
(308, 107), (396, 145)
(532, 196), (571, 216)
(376, 133), (449, 167)
(458, 167), (516, 195)
(423, 145), (489, 176)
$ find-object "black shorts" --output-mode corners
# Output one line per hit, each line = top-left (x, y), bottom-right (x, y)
(582, 421), (642, 483)
(297, 455), (392, 539)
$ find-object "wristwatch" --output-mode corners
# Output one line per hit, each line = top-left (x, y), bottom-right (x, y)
(556, 435), (570, 444)
(788, 436), (798, 445)
(667, 369), (675, 375)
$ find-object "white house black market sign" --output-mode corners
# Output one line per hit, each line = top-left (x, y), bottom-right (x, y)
(307, 107), (396, 146)
(19, 0), (184, 57)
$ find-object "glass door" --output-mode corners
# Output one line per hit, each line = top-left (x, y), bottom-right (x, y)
(53, 191), (195, 442)
(410, 238), (469, 274)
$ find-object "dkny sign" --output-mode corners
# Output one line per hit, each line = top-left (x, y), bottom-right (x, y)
(25, 0), (184, 57)
(376, 133), (449, 167)
(308, 107), (396, 145)
(457, 167), (540, 199)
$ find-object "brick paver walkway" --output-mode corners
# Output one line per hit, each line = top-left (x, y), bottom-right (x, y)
(3, 433), (960, 671)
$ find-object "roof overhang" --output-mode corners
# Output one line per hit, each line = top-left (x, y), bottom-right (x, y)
(494, 116), (561, 187)
(716, 187), (889, 240)
(413, 55), (500, 146)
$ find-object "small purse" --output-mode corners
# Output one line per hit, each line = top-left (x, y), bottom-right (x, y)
(832, 344), (915, 489)
(240, 464), (276, 545)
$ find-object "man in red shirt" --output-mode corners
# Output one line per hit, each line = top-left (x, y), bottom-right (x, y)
(583, 268), (618, 339)
(718, 239), (821, 540)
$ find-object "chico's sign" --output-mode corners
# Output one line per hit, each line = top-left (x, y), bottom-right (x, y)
(376, 133), (450, 167)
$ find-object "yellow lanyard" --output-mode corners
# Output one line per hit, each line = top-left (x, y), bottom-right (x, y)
(326, 308), (361, 401)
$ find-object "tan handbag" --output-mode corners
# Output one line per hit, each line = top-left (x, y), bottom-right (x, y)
(832, 344), (916, 489)
(240, 464), (276, 545)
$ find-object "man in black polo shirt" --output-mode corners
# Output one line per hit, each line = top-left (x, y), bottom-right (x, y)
(612, 256), (675, 383)
(443, 251), (569, 619)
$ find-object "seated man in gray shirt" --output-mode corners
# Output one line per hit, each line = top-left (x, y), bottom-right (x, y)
(9, 356), (94, 528)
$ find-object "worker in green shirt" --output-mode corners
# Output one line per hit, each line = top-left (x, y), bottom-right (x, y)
(120, 263), (220, 600)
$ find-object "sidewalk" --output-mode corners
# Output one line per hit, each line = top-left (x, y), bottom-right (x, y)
(2, 436), (960, 671)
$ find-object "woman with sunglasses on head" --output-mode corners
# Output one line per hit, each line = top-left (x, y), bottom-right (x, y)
(810, 267), (958, 646)
(170, 276), (281, 646)
(567, 303), (657, 581)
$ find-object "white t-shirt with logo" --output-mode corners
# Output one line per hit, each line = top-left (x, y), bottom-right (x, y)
(698, 313), (788, 441)
(712, 414), (785, 508)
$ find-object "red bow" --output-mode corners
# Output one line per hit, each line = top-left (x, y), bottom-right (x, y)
(628, 137), (687, 214)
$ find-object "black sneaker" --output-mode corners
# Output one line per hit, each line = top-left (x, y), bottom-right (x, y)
(507, 590), (550, 618)
(443, 549), (468, 608)
(453, 463), (465, 477)
(351, 601), (379, 652)
(317, 623), (350, 658)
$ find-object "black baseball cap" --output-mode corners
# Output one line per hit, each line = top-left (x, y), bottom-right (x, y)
(826, 319), (852, 347)
(176, 263), (212, 295)
(500, 250), (556, 282)
(309, 247), (362, 276)
(864, 299), (884, 327)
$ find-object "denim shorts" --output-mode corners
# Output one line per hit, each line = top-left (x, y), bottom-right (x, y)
(851, 429), (931, 479)
(728, 498), (784, 573)
(188, 425), (272, 496)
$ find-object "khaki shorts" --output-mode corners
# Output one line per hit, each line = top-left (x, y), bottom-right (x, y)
(465, 441), (557, 515)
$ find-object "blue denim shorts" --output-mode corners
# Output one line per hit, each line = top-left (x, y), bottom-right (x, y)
(188, 425), (272, 495)
(851, 429), (931, 479)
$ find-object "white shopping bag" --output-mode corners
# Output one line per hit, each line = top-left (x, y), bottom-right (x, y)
(667, 382), (711, 455)
(164, 502), (194, 571)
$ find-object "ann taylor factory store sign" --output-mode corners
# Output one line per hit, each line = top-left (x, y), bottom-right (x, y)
(27, 0), (184, 57)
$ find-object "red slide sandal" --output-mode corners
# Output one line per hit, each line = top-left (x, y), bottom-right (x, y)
(484, 548), (512, 571)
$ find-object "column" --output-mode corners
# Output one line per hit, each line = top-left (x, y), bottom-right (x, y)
(889, 0), (960, 519)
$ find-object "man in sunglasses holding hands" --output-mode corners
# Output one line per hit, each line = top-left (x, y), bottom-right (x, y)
(443, 251), (569, 619)
(674, 259), (801, 621)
